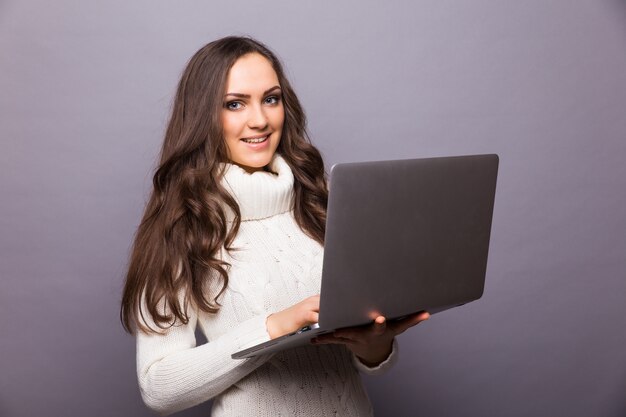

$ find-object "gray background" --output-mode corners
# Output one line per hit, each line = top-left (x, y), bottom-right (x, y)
(1, 0), (625, 416)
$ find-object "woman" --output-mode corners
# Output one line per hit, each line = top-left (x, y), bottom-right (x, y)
(120, 36), (429, 416)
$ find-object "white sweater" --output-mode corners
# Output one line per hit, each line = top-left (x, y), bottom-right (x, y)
(136, 154), (399, 416)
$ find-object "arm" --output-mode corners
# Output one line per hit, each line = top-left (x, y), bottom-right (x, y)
(136, 305), (274, 416)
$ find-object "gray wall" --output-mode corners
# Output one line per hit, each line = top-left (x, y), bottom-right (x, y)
(1, 1), (625, 416)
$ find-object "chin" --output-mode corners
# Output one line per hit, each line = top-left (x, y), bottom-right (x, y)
(236, 157), (273, 173)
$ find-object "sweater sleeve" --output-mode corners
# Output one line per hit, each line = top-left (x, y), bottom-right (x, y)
(136, 304), (274, 416)
(350, 337), (399, 375)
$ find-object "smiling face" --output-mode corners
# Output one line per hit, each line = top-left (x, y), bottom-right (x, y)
(221, 52), (285, 173)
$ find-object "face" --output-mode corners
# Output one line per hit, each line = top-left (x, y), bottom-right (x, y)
(221, 52), (285, 173)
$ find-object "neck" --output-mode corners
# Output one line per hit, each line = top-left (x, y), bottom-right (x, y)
(220, 154), (294, 222)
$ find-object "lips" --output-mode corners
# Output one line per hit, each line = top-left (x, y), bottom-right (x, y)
(241, 133), (270, 143)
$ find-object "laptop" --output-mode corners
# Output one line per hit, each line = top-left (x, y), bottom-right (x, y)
(232, 153), (499, 359)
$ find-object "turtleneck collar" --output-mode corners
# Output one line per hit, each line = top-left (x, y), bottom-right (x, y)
(220, 154), (294, 222)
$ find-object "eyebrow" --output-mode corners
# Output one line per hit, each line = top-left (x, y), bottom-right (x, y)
(224, 85), (281, 98)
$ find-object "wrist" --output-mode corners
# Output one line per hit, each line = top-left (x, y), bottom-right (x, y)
(266, 314), (276, 339)
(266, 313), (283, 339)
(356, 339), (394, 367)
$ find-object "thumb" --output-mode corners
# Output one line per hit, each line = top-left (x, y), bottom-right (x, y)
(373, 315), (387, 335)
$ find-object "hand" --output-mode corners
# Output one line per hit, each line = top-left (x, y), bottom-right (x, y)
(266, 295), (320, 339)
(311, 311), (430, 366)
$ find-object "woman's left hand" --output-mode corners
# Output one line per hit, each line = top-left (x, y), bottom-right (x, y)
(311, 311), (430, 366)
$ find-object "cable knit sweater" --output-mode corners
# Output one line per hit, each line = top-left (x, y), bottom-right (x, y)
(136, 154), (399, 416)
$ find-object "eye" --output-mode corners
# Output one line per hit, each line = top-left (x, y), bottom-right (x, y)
(264, 95), (281, 105)
(224, 101), (243, 110)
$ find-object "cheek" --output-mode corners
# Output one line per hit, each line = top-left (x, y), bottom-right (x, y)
(222, 113), (242, 141)
(270, 106), (285, 129)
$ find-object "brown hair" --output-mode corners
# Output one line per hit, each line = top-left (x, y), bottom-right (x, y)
(120, 36), (328, 334)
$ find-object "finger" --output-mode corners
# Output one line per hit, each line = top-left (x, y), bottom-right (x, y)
(309, 295), (320, 311)
(308, 311), (319, 324)
(372, 315), (387, 336)
(335, 315), (385, 337)
(311, 335), (354, 346)
(334, 326), (382, 343)
(400, 311), (429, 331)
(324, 329), (362, 343)
(332, 329), (361, 342)
(333, 316), (387, 341)
(301, 310), (319, 325)
(389, 311), (430, 335)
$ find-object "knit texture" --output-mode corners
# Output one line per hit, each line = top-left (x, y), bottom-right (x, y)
(136, 154), (399, 416)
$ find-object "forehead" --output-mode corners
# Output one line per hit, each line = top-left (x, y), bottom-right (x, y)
(225, 53), (279, 92)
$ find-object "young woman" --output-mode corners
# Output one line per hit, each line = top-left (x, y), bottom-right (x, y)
(120, 36), (429, 416)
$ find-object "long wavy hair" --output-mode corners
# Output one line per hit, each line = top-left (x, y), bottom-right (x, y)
(121, 36), (328, 334)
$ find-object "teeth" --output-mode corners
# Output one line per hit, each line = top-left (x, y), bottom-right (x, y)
(242, 135), (268, 143)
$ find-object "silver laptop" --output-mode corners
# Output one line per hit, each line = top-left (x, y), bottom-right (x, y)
(232, 153), (499, 359)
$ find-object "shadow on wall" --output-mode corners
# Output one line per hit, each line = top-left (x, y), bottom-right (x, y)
(610, 0), (626, 34)
(610, 375), (626, 417)
(0, 0), (11, 25)
(176, 402), (213, 416)
(606, 3), (626, 416)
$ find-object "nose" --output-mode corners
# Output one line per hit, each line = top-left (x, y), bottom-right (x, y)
(247, 103), (269, 130)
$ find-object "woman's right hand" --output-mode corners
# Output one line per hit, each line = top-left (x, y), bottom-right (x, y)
(266, 295), (320, 339)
